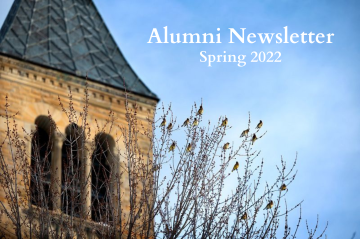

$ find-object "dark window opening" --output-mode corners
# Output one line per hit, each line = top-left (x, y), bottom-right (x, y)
(30, 127), (52, 209)
(91, 136), (112, 222)
(61, 124), (81, 217)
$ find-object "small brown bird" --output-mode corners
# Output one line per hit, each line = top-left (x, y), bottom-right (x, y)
(241, 212), (247, 220)
(256, 120), (263, 129)
(192, 118), (199, 127)
(167, 123), (173, 131)
(186, 143), (192, 152)
(137, 208), (143, 219)
(160, 118), (166, 127)
(232, 161), (239, 172)
(223, 142), (230, 150)
(280, 184), (287, 191)
(197, 105), (203, 115)
(182, 118), (190, 127)
(169, 142), (176, 152)
(240, 129), (249, 137)
(152, 164), (160, 172)
(221, 117), (228, 127)
(251, 134), (257, 145)
(264, 200), (274, 210)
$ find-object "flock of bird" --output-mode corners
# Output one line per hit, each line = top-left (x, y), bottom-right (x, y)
(161, 105), (264, 174)
(159, 105), (286, 215)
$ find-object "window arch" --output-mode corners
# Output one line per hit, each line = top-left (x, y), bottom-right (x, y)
(30, 116), (53, 209)
(61, 123), (82, 216)
(91, 133), (115, 222)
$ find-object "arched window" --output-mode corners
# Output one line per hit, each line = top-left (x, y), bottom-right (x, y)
(30, 116), (53, 209)
(61, 123), (81, 216)
(91, 134), (114, 222)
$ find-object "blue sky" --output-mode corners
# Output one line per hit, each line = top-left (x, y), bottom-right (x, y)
(1, 0), (359, 237)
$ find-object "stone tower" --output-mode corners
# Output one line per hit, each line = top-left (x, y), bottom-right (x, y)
(0, 0), (158, 237)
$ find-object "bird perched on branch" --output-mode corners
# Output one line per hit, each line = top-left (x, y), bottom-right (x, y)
(167, 123), (173, 131)
(152, 164), (160, 172)
(232, 161), (239, 172)
(241, 212), (247, 220)
(137, 208), (143, 219)
(223, 142), (230, 150)
(192, 118), (199, 127)
(280, 184), (287, 191)
(182, 118), (189, 127)
(197, 105), (203, 115)
(240, 129), (249, 137)
(169, 142), (176, 152)
(251, 134), (257, 145)
(264, 200), (274, 210)
(221, 117), (228, 127)
(256, 120), (263, 129)
(186, 143), (192, 152)
(160, 118), (166, 127)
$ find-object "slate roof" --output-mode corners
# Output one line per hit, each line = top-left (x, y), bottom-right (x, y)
(0, 0), (158, 100)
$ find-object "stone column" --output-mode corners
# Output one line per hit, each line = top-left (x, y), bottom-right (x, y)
(81, 141), (92, 219)
(51, 135), (64, 211)
(24, 123), (37, 206)
(110, 144), (120, 222)
(27, 124), (37, 163)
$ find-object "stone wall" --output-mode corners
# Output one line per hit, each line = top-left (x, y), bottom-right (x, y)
(0, 54), (157, 238)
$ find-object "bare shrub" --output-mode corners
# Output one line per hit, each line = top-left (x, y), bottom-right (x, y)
(0, 88), (327, 238)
